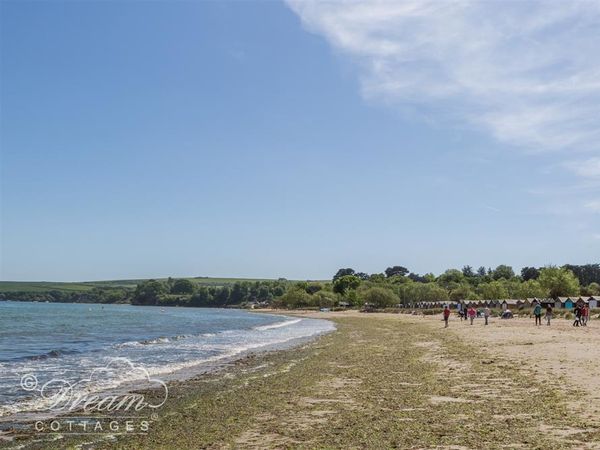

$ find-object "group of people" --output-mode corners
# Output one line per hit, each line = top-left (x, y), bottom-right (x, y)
(573, 304), (591, 327)
(442, 302), (593, 328)
(532, 303), (553, 326)
(443, 305), (491, 327)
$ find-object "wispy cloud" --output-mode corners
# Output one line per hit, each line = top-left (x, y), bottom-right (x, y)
(564, 156), (600, 179)
(483, 205), (500, 213)
(584, 200), (600, 213)
(286, 0), (600, 153)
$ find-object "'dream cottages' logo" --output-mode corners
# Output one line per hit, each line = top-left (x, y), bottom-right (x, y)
(20, 357), (168, 414)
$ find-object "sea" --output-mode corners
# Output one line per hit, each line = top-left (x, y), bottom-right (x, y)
(0, 301), (334, 418)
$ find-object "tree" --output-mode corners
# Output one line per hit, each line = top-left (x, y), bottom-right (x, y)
(355, 272), (370, 280)
(437, 269), (464, 288)
(314, 290), (338, 308)
(584, 282), (600, 296)
(279, 288), (312, 309)
(133, 280), (166, 305)
(563, 264), (600, 286)
(305, 283), (323, 295)
(230, 282), (250, 304)
(399, 282), (449, 305)
(477, 281), (508, 300)
(521, 266), (540, 281)
(423, 273), (436, 283)
(518, 279), (547, 298)
(408, 273), (428, 283)
(477, 266), (487, 277)
(360, 287), (398, 308)
(449, 284), (478, 301)
(369, 273), (386, 283)
(333, 268), (355, 281)
(214, 286), (231, 305)
(538, 267), (580, 299)
(170, 279), (196, 295)
(462, 265), (475, 277)
(492, 265), (515, 280)
(333, 275), (361, 295)
(385, 266), (409, 278)
(257, 285), (271, 301)
(191, 286), (212, 306)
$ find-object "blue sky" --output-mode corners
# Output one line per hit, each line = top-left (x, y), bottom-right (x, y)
(1, 1), (599, 281)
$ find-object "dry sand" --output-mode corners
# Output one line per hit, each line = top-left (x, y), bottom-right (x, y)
(283, 309), (600, 429)
(440, 314), (600, 425)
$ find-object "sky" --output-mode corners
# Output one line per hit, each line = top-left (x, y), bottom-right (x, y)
(1, 0), (599, 282)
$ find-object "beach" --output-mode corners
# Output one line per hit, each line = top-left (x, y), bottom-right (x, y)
(6, 310), (599, 449)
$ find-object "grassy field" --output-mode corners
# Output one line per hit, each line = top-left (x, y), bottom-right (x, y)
(12, 313), (599, 449)
(0, 277), (316, 293)
(0, 281), (97, 293)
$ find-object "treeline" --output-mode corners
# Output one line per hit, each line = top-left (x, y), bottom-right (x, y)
(275, 264), (600, 309)
(131, 278), (288, 307)
(0, 287), (132, 304)
(2, 264), (598, 310)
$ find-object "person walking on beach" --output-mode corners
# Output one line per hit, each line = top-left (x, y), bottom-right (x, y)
(573, 305), (582, 327)
(533, 302), (542, 326)
(545, 305), (553, 326)
(467, 306), (476, 325)
(443, 305), (451, 328)
(483, 306), (491, 325)
(582, 304), (589, 326)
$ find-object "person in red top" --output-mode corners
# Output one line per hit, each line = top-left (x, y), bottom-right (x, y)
(467, 306), (477, 325)
(582, 305), (590, 326)
(443, 305), (451, 328)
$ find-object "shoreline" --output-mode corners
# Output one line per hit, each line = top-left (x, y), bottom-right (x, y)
(0, 312), (335, 437)
(4, 311), (600, 449)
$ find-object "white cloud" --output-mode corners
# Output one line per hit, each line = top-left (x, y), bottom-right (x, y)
(565, 157), (600, 178)
(584, 200), (600, 212)
(287, 0), (600, 153)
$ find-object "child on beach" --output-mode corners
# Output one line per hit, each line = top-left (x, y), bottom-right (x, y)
(443, 305), (451, 328)
(545, 305), (553, 326)
(582, 304), (589, 326)
(533, 303), (542, 326)
(483, 307), (491, 325)
(467, 306), (476, 325)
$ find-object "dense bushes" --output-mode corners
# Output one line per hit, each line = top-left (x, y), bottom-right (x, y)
(360, 287), (398, 308)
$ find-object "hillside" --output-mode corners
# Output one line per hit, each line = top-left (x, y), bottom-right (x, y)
(0, 277), (314, 293)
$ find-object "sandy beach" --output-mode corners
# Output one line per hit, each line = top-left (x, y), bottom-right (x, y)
(5, 311), (600, 449)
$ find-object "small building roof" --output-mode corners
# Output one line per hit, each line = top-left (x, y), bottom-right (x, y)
(502, 299), (520, 305)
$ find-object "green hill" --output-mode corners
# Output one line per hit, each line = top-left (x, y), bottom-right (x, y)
(0, 276), (317, 294)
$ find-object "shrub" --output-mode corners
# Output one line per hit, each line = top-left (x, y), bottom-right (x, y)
(360, 287), (399, 308)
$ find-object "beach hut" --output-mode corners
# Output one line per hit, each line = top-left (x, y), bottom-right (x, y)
(491, 299), (502, 308)
(558, 297), (574, 309)
(554, 298), (564, 309)
(589, 296), (599, 309)
(501, 299), (519, 311)
(574, 297), (587, 309)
